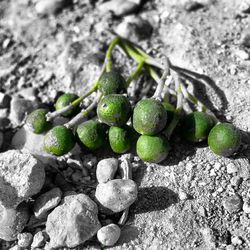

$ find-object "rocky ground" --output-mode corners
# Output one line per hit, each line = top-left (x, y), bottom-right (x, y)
(0, 0), (250, 249)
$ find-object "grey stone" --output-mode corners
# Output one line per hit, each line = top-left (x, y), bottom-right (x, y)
(9, 97), (38, 126)
(115, 15), (153, 42)
(35, 0), (70, 16)
(96, 158), (118, 183)
(18, 87), (37, 101)
(0, 150), (45, 208)
(97, 224), (121, 246)
(46, 193), (101, 249)
(95, 179), (137, 214)
(98, 0), (139, 17)
(243, 199), (250, 213)
(33, 187), (62, 219)
(223, 195), (243, 213)
(17, 232), (33, 248)
(230, 176), (242, 187)
(0, 203), (30, 241)
(226, 163), (238, 174)
(31, 231), (46, 249)
(0, 92), (11, 108)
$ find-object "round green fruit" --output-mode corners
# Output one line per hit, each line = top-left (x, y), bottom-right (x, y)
(26, 108), (52, 134)
(55, 93), (80, 117)
(76, 120), (106, 151)
(98, 71), (127, 95)
(208, 123), (241, 157)
(109, 125), (133, 154)
(133, 98), (167, 135)
(180, 111), (215, 142)
(136, 134), (170, 163)
(44, 125), (75, 156)
(97, 94), (132, 126)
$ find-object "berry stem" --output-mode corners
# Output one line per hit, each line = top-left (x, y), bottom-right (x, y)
(65, 93), (102, 128)
(126, 60), (145, 87)
(118, 157), (132, 226)
(106, 36), (120, 72)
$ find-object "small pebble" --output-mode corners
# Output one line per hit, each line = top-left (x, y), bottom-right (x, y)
(230, 176), (242, 187)
(179, 190), (188, 201)
(35, 0), (69, 15)
(231, 236), (243, 245)
(234, 49), (249, 60)
(227, 163), (238, 174)
(243, 199), (250, 213)
(96, 158), (118, 183)
(223, 195), (243, 213)
(17, 232), (33, 248)
(185, 1), (204, 12)
(97, 224), (121, 247)
(214, 162), (221, 171)
(31, 231), (46, 249)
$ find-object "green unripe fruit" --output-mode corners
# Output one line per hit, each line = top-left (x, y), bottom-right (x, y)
(136, 134), (170, 163)
(133, 98), (167, 135)
(109, 125), (134, 154)
(55, 93), (80, 117)
(208, 123), (241, 157)
(98, 71), (127, 95)
(97, 94), (132, 126)
(180, 111), (215, 142)
(76, 120), (106, 151)
(44, 125), (75, 156)
(26, 108), (52, 134)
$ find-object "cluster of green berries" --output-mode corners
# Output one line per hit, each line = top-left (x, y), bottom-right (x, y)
(26, 71), (241, 162)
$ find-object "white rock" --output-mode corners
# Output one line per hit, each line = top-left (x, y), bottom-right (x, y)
(33, 187), (62, 219)
(96, 158), (118, 183)
(179, 190), (188, 201)
(243, 199), (250, 213)
(46, 193), (101, 249)
(0, 203), (30, 241)
(31, 231), (46, 249)
(234, 49), (249, 60)
(98, 0), (139, 17)
(0, 150), (45, 208)
(95, 179), (137, 213)
(231, 236), (243, 245)
(226, 163), (238, 174)
(17, 232), (33, 248)
(97, 224), (121, 246)
(35, 0), (68, 15)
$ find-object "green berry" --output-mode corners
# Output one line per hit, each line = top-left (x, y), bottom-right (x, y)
(44, 125), (75, 156)
(180, 111), (215, 142)
(97, 94), (132, 126)
(55, 93), (80, 117)
(208, 123), (241, 157)
(76, 120), (106, 151)
(109, 125), (134, 154)
(133, 98), (167, 135)
(98, 71), (127, 95)
(136, 134), (170, 163)
(26, 108), (52, 134)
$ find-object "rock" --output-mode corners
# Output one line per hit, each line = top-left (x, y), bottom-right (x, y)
(242, 33), (250, 48)
(243, 199), (250, 213)
(0, 203), (30, 241)
(97, 224), (121, 247)
(200, 227), (216, 249)
(230, 176), (242, 187)
(35, 0), (70, 15)
(96, 158), (118, 183)
(17, 232), (33, 248)
(185, 1), (204, 11)
(179, 190), (188, 201)
(0, 150), (45, 208)
(9, 97), (38, 126)
(0, 131), (3, 148)
(231, 236), (243, 245)
(226, 163), (238, 174)
(11, 126), (55, 164)
(95, 179), (137, 214)
(98, 0), (139, 17)
(18, 87), (37, 101)
(223, 195), (243, 213)
(0, 92), (11, 108)
(31, 231), (46, 249)
(234, 49), (249, 60)
(33, 187), (62, 219)
(46, 193), (101, 248)
(115, 15), (153, 42)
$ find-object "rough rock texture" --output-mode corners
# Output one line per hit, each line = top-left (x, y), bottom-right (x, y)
(95, 179), (138, 213)
(31, 231), (46, 249)
(46, 193), (101, 249)
(0, 150), (45, 208)
(33, 187), (62, 219)
(97, 224), (121, 246)
(96, 158), (118, 183)
(0, 203), (29, 241)
(17, 232), (33, 248)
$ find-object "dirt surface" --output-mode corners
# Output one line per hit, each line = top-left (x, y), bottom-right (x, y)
(1, 0), (250, 249)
